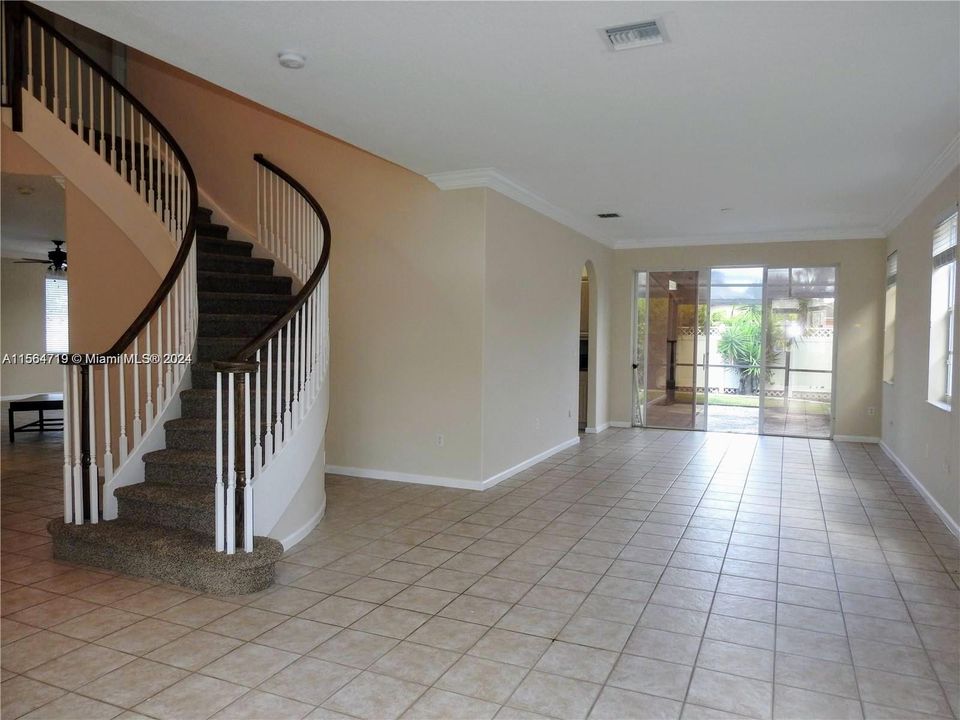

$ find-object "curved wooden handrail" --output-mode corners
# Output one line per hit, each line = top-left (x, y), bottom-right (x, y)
(17, 3), (198, 359)
(215, 153), (331, 370)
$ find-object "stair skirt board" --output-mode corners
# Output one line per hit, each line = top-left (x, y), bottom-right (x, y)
(103, 364), (191, 520)
(327, 436), (582, 493)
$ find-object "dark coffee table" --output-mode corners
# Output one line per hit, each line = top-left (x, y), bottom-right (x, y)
(8, 393), (64, 443)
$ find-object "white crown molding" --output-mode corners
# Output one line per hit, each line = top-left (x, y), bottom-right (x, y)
(427, 168), (615, 248)
(613, 225), (886, 250)
(880, 133), (960, 237)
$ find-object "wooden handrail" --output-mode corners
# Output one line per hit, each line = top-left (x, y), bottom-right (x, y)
(12, 2), (198, 359)
(215, 153), (331, 371)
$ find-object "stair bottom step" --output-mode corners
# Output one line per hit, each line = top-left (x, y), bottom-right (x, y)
(48, 518), (283, 595)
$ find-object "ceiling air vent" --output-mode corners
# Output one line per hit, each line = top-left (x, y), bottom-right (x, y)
(597, 212), (621, 219)
(604, 20), (666, 51)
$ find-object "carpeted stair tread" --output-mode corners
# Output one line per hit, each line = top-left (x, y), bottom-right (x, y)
(198, 313), (278, 338)
(115, 482), (213, 512)
(143, 448), (217, 468)
(199, 270), (292, 294)
(197, 236), (254, 257)
(48, 518), (283, 594)
(198, 253), (274, 276)
(197, 291), (292, 315)
(195, 221), (229, 238)
(195, 206), (214, 222)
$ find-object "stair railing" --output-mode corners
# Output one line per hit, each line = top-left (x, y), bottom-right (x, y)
(3, 3), (199, 525)
(212, 154), (330, 553)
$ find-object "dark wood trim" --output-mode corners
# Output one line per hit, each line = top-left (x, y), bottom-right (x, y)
(5, 1), (23, 130)
(14, 3), (198, 360)
(217, 154), (331, 369)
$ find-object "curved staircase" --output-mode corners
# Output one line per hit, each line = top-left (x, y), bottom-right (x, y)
(5, 4), (330, 594)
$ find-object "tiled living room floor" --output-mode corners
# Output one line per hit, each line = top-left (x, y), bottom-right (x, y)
(2, 421), (958, 720)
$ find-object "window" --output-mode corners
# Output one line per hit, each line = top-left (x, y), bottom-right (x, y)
(44, 273), (68, 353)
(928, 211), (957, 408)
(883, 251), (897, 383)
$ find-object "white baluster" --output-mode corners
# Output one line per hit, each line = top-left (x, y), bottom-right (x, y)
(165, 296), (173, 399)
(71, 366), (82, 523)
(226, 373), (236, 554)
(243, 374), (253, 553)
(292, 308), (301, 428)
(145, 320), (154, 427)
(62, 366), (73, 523)
(132, 336), (142, 443)
(215, 371), (225, 552)
(39, 28), (46, 106)
(51, 37), (58, 118)
(284, 318), (293, 433)
(118, 354), (128, 463)
(275, 327), (284, 445)
(119, 95), (126, 179)
(264, 338), (273, 462)
(87, 66), (93, 150)
(87, 367), (98, 523)
(76, 53), (82, 141)
(63, 48), (71, 128)
(254, 350), (262, 471)
(138, 113), (145, 197)
(25, 17), (33, 95)
(101, 365), (112, 519)
(155, 305), (164, 409)
(97, 74), (104, 157)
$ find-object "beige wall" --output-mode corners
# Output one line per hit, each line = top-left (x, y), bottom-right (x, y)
(64, 181), (160, 352)
(126, 52), (488, 482)
(481, 190), (612, 480)
(0, 260), (62, 396)
(609, 238), (887, 438)
(883, 168), (960, 528)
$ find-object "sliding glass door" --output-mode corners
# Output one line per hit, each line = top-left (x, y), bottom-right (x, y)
(633, 265), (837, 438)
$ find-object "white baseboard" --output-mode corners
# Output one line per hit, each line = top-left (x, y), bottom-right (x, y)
(327, 436), (582, 493)
(482, 436), (581, 487)
(325, 465), (482, 490)
(278, 502), (327, 550)
(880, 441), (960, 538)
(834, 435), (881, 443)
(1, 393), (59, 402)
(610, 421), (633, 428)
(585, 423), (610, 434)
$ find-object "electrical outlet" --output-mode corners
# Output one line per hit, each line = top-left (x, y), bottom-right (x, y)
(568, 409), (572, 418)
(436, 434), (445, 448)
(535, 417), (541, 430)
(867, 406), (876, 416)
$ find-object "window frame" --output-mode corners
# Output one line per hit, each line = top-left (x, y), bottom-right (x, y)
(44, 273), (69, 354)
(927, 209), (957, 412)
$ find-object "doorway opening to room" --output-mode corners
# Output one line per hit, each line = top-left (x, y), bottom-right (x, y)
(578, 266), (590, 432)
(632, 266), (837, 438)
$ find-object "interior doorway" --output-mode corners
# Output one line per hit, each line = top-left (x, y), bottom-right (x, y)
(578, 266), (589, 432)
(633, 265), (837, 438)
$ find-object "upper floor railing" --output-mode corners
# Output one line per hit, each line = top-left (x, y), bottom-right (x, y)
(3, 1), (199, 525)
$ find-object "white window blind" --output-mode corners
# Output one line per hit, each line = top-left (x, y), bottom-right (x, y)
(45, 275), (68, 353)
(932, 211), (958, 268)
(886, 251), (898, 287)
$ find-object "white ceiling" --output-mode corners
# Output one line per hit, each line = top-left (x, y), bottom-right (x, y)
(43, 1), (960, 248)
(1, 173), (65, 259)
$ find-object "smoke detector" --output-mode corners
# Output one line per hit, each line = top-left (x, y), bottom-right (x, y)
(278, 52), (306, 69)
(603, 20), (667, 51)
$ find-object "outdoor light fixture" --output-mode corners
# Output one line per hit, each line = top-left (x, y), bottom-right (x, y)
(786, 322), (803, 339)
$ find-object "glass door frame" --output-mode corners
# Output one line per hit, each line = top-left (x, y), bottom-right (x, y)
(632, 264), (839, 439)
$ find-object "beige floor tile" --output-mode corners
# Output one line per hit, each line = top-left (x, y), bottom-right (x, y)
(211, 690), (314, 720)
(774, 685), (863, 720)
(557, 616), (631, 652)
(201, 642), (298, 686)
(134, 674), (246, 720)
(1, 631), (85, 673)
(202, 607), (288, 640)
(697, 639), (774, 682)
(111, 587), (194, 615)
(261, 657), (359, 705)
(687, 667), (773, 720)
(155, 597), (240, 627)
(608, 653), (692, 701)
(298, 596), (377, 627)
(370, 641), (460, 684)
(436, 655), (525, 704)
(407, 617), (488, 652)
(336, 578), (408, 604)
(856, 667), (953, 717)
(496, 605), (571, 638)
(25, 643), (134, 690)
(19, 692), (124, 720)
(775, 652), (859, 699)
(8, 596), (99, 629)
(51, 607), (143, 642)
(440, 596), (512, 626)
(507, 670), (601, 720)
(400, 687), (499, 720)
(386, 585), (458, 614)
(624, 627), (702, 665)
(144, 629), (242, 671)
(0, 676), (66, 719)
(0, 619), (41, 645)
(534, 641), (616, 683)
(310, 629), (398, 668)
(254, 617), (340, 654)
(588, 686), (681, 720)
(322, 671), (427, 720)
(79, 658), (188, 708)
(96, 618), (191, 655)
(468, 628), (551, 668)
(351, 606), (431, 639)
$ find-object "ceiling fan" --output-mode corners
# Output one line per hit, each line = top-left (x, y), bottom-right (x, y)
(14, 240), (67, 272)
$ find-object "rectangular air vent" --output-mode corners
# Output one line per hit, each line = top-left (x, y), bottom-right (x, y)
(604, 20), (666, 51)
(597, 212), (621, 219)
